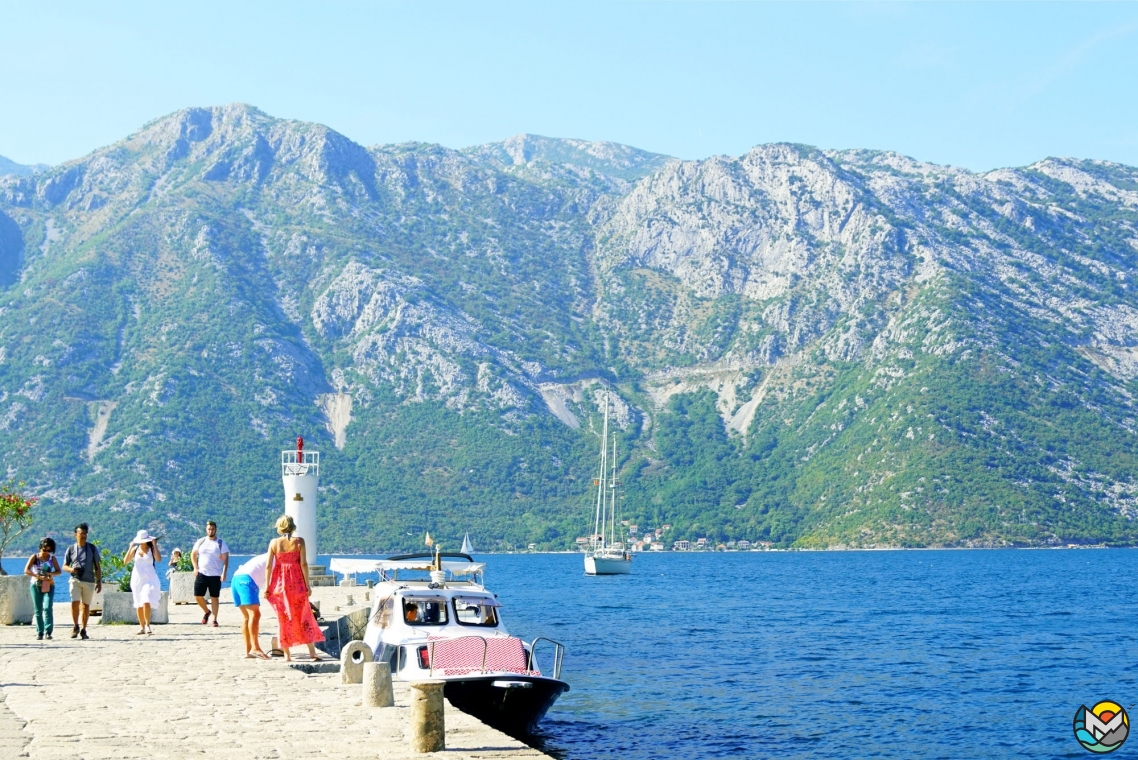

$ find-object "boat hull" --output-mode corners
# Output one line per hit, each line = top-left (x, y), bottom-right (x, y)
(443, 675), (569, 736)
(584, 555), (632, 575)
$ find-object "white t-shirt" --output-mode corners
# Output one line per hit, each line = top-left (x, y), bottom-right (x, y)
(193, 536), (229, 577)
(234, 553), (269, 588)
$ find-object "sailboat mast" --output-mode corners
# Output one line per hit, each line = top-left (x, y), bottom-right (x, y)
(609, 432), (618, 546)
(593, 398), (609, 549)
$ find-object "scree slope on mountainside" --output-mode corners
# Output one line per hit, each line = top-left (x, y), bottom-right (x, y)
(2, 104), (1138, 552)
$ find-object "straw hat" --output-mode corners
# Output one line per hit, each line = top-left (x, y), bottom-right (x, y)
(131, 529), (157, 544)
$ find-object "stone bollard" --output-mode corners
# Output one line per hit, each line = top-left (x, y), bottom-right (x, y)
(363, 661), (395, 708)
(340, 641), (372, 684)
(409, 680), (445, 752)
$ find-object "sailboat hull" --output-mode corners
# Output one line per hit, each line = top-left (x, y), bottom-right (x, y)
(584, 555), (632, 575)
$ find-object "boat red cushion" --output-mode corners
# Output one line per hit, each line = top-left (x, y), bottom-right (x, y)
(427, 635), (539, 676)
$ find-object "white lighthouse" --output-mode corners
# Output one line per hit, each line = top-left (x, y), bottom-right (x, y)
(282, 436), (320, 561)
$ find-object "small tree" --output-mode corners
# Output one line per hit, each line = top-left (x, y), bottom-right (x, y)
(96, 543), (134, 592)
(0, 480), (37, 575)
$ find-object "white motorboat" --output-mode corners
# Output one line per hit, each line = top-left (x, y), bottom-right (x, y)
(330, 551), (568, 736)
(584, 396), (632, 575)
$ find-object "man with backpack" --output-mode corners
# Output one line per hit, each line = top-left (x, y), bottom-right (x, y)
(61, 523), (102, 640)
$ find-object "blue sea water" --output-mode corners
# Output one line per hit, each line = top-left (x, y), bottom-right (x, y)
(5, 548), (1136, 758)
(483, 550), (1138, 759)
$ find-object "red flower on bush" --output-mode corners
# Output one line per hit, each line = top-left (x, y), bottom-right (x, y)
(0, 482), (37, 574)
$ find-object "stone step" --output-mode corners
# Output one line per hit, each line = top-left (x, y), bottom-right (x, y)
(310, 574), (337, 587)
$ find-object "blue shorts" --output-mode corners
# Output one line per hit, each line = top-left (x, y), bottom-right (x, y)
(231, 574), (260, 607)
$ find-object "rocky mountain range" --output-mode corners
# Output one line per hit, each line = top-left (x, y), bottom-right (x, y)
(0, 154), (48, 178)
(2, 103), (1138, 553)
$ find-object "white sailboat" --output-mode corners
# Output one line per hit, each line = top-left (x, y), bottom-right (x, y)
(461, 532), (475, 555)
(584, 396), (632, 575)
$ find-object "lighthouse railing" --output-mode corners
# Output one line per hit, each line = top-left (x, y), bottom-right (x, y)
(281, 451), (320, 477)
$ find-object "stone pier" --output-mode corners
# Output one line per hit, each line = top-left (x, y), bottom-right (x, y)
(0, 588), (551, 759)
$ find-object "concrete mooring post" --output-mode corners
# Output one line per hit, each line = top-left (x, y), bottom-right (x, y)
(340, 641), (372, 684)
(409, 680), (445, 753)
(363, 661), (395, 707)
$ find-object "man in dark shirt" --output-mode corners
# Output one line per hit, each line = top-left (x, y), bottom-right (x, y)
(61, 523), (102, 639)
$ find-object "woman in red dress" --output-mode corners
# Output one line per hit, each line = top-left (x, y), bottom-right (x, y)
(264, 515), (325, 662)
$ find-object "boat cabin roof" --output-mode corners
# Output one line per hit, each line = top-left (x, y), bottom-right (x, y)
(330, 552), (485, 580)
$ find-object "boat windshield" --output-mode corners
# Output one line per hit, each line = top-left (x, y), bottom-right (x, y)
(372, 596), (395, 629)
(453, 597), (500, 627)
(402, 597), (449, 626)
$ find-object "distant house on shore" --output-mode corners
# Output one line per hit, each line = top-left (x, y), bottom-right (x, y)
(651, 542), (664, 551)
(674, 540), (690, 551)
(737, 540), (751, 550)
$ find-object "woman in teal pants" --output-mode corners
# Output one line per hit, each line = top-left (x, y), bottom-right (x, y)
(24, 537), (60, 640)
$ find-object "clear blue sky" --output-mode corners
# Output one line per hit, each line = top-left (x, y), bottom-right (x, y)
(1, 2), (1136, 171)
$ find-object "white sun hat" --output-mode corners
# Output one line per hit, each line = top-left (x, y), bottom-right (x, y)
(131, 529), (157, 544)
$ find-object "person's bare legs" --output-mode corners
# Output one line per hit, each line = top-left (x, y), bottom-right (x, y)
(71, 600), (80, 629)
(135, 605), (146, 634)
(239, 606), (253, 656)
(141, 603), (152, 632)
(79, 602), (90, 631)
(249, 606), (266, 657)
(211, 594), (220, 623)
(195, 594), (210, 619)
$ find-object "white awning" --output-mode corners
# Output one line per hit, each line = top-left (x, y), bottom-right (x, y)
(329, 558), (384, 574)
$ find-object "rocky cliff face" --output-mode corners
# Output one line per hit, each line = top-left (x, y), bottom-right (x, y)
(2, 104), (1137, 551)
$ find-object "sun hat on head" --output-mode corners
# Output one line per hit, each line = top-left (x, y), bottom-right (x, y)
(131, 529), (157, 544)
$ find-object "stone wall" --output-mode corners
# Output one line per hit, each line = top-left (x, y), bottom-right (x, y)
(0, 576), (33, 625)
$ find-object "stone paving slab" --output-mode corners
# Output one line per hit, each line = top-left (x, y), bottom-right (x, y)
(0, 599), (550, 760)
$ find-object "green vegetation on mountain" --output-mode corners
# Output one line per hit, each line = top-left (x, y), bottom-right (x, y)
(2, 105), (1138, 554)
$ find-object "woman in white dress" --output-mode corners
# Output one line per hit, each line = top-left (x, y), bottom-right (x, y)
(125, 530), (162, 635)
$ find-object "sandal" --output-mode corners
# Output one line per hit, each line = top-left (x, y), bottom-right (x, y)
(136, 629), (146, 635)
(269, 648), (285, 658)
